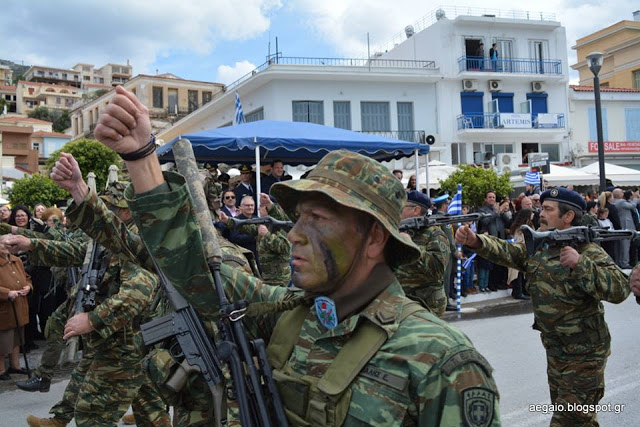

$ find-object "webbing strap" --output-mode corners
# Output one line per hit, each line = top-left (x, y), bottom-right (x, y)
(266, 304), (309, 369)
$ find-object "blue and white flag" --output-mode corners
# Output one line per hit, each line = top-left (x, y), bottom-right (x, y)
(447, 184), (463, 215)
(525, 171), (540, 185)
(234, 92), (245, 125)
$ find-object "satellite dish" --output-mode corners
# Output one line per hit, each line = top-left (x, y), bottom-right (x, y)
(436, 9), (447, 20)
(405, 25), (415, 38)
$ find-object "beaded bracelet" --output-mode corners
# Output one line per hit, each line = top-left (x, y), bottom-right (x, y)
(118, 134), (157, 161)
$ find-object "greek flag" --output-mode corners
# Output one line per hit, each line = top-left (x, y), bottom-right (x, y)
(447, 184), (462, 215)
(234, 92), (245, 125)
(525, 171), (540, 185)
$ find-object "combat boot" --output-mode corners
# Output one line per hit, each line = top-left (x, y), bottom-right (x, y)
(121, 413), (136, 424)
(26, 415), (66, 427)
(17, 376), (51, 392)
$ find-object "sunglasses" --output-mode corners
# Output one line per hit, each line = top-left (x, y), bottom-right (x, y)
(224, 196), (236, 200)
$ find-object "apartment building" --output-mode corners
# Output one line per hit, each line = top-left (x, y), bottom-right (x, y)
(70, 73), (224, 139)
(0, 65), (13, 85)
(72, 62), (132, 87)
(0, 116), (53, 173)
(16, 81), (82, 114)
(24, 65), (82, 88)
(572, 11), (640, 88)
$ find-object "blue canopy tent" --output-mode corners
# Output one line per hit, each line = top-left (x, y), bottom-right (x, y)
(158, 120), (430, 211)
(158, 120), (429, 165)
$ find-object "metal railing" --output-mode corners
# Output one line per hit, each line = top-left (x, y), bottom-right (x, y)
(225, 56), (436, 92)
(360, 130), (427, 142)
(457, 113), (565, 129)
(372, 5), (557, 55)
(458, 57), (562, 74)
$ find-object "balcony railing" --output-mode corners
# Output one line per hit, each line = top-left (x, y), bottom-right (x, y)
(457, 113), (565, 129)
(360, 130), (427, 143)
(226, 56), (437, 92)
(458, 57), (562, 75)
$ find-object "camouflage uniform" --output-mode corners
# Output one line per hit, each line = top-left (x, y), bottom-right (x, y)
(474, 234), (629, 426)
(66, 190), (260, 426)
(24, 203), (170, 427)
(394, 226), (450, 317)
(581, 212), (600, 228)
(86, 150), (500, 426)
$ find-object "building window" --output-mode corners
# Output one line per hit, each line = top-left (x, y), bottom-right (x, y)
(62, 73), (67, 79)
(540, 144), (560, 162)
(83, 66), (90, 72)
(56, 97), (61, 105)
(245, 108), (264, 123)
(361, 102), (390, 131)
(203, 91), (212, 104)
(451, 143), (467, 165)
(626, 108), (640, 141)
(485, 144), (513, 155)
(634, 71), (640, 89)
(292, 101), (324, 124)
(588, 107), (608, 141)
(333, 101), (351, 130)
(397, 102), (414, 141)
(188, 90), (198, 113)
(83, 76), (90, 81)
(152, 87), (163, 109)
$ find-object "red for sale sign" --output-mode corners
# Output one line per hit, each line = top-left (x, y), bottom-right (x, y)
(588, 141), (640, 153)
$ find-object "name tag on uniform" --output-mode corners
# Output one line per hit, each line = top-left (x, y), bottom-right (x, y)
(360, 365), (408, 391)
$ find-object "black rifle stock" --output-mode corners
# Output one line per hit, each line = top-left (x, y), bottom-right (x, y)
(229, 216), (293, 231)
(400, 212), (490, 232)
(521, 225), (640, 305)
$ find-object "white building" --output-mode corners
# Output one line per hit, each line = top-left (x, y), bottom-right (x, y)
(158, 6), (569, 180)
(569, 85), (640, 169)
(378, 6), (570, 174)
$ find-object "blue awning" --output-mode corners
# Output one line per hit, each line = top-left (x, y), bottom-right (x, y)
(158, 120), (429, 166)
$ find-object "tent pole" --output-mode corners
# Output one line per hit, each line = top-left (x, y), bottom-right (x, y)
(425, 152), (430, 195)
(255, 141), (261, 217)
(414, 149), (420, 190)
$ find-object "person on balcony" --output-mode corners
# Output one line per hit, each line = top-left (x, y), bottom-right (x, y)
(490, 43), (499, 71)
(475, 42), (485, 70)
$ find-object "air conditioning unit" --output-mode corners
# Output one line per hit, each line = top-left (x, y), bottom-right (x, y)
(474, 151), (493, 165)
(462, 79), (478, 92)
(496, 153), (515, 174)
(531, 81), (546, 93)
(488, 80), (502, 92)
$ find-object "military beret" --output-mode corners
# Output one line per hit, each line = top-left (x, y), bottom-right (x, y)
(433, 194), (450, 206)
(540, 187), (587, 211)
(239, 164), (252, 174)
(407, 190), (431, 210)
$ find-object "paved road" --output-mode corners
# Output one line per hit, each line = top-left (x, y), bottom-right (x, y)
(455, 295), (640, 427)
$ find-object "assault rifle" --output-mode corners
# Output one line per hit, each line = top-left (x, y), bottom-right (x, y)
(400, 212), (490, 232)
(520, 225), (640, 257)
(229, 216), (293, 231)
(140, 139), (288, 427)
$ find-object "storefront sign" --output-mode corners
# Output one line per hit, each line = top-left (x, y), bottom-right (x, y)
(588, 141), (640, 153)
(499, 113), (532, 129)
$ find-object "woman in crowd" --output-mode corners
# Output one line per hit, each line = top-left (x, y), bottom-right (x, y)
(598, 207), (617, 260)
(0, 236), (32, 380)
(508, 209), (534, 300)
(33, 203), (46, 221)
(406, 174), (417, 192)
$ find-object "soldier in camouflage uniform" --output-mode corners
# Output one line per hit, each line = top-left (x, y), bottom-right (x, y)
(6, 187), (170, 427)
(56, 85), (501, 426)
(395, 191), (450, 317)
(456, 187), (629, 427)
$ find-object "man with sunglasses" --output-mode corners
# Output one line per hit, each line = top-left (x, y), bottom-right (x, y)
(220, 190), (238, 217)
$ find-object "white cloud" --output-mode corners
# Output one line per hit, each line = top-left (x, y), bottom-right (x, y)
(291, 0), (638, 80)
(0, 0), (281, 75)
(216, 60), (258, 85)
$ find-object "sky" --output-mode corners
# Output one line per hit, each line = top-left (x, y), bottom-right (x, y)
(1, 0), (637, 85)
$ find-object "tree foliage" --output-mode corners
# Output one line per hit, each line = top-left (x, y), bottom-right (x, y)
(28, 106), (53, 122)
(53, 110), (71, 132)
(45, 138), (121, 190)
(27, 107), (71, 132)
(8, 173), (68, 208)
(439, 165), (513, 208)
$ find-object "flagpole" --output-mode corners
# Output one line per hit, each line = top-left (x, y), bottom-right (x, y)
(255, 140), (261, 217)
(414, 149), (420, 190)
(455, 183), (462, 318)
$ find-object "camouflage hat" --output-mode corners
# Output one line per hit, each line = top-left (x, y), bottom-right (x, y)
(100, 181), (128, 208)
(271, 150), (420, 266)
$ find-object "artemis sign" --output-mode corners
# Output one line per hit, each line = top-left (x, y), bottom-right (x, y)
(588, 141), (640, 153)
(499, 113), (532, 128)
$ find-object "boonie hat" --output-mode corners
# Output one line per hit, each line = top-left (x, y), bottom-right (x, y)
(271, 150), (420, 266)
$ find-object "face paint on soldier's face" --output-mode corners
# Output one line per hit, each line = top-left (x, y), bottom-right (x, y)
(288, 196), (363, 293)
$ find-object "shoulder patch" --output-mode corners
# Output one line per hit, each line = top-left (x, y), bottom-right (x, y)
(441, 349), (493, 377)
(462, 387), (496, 427)
(360, 364), (408, 391)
